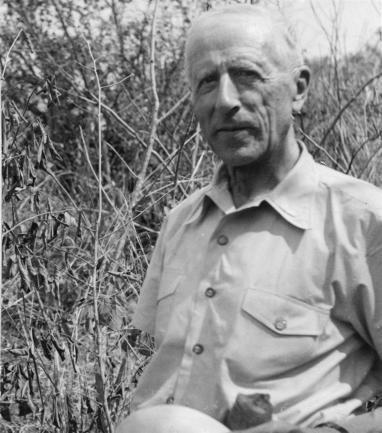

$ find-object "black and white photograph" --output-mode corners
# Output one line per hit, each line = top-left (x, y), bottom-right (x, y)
(1, 1), (382, 432)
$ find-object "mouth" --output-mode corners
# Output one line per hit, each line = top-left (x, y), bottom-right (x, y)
(215, 125), (259, 134)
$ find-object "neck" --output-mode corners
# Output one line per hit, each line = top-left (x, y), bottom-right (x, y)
(227, 134), (300, 208)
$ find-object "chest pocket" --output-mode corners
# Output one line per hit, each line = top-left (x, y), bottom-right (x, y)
(226, 289), (330, 383)
(155, 268), (183, 346)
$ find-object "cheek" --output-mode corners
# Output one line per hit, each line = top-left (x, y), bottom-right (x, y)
(263, 92), (293, 128)
(269, 84), (294, 110)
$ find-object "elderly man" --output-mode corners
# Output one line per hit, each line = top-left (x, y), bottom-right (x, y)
(130, 4), (382, 433)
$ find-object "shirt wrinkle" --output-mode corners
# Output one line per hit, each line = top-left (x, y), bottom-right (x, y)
(132, 143), (382, 427)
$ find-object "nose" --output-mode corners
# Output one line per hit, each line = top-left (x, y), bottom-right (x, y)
(215, 73), (240, 115)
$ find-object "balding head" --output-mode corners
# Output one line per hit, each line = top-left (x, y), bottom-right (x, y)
(185, 4), (303, 86)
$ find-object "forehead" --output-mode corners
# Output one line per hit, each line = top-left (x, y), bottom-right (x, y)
(190, 48), (272, 84)
(188, 13), (272, 49)
(186, 13), (292, 83)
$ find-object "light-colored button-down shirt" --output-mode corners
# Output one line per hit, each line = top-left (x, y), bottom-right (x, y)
(132, 144), (382, 427)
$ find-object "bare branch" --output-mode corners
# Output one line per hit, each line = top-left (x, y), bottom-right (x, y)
(0, 28), (23, 379)
(73, 91), (186, 194)
(346, 132), (382, 175)
(80, 127), (125, 213)
(131, 0), (160, 207)
(320, 72), (382, 147)
(158, 91), (191, 123)
(51, 0), (90, 90)
(298, 128), (347, 172)
(84, 37), (114, 433)
(101, 73), (132, 89)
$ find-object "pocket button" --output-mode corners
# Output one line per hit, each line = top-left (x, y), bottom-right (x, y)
(274, 318), (287, 331)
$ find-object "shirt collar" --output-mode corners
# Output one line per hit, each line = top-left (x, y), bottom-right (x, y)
(265, 143), (317, 229)
(186, 142), (318, 230)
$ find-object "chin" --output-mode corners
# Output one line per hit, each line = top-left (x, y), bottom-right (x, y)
(221, 148), (266, 168)
(213, 138), (266, 165)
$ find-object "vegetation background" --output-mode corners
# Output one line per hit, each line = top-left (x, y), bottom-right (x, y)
(1, 0), (381, 431)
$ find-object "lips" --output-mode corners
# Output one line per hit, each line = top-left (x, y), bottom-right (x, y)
(215, 124), (259, 134)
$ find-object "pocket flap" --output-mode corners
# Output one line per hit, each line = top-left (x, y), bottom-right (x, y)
(157, 268), (183, 302)
(242, 290), (329, 336)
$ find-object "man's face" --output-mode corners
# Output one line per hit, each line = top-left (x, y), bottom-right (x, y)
(187, 14), (304, 168)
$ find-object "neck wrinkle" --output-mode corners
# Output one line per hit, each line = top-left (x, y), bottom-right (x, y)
(227, 135), (301, 208)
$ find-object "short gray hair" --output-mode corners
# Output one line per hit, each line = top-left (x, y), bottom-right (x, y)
(184, 4), (303, 84)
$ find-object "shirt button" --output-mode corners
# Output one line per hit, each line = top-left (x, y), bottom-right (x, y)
(274, 318), (287, 331)
(192, 344), (204, 355)
(205, 287), (216, 298)
(166, 396), (174, 404)
(217, 234), (228, 245)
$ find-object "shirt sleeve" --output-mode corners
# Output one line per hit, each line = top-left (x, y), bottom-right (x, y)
(366, 242), (382, 360)
(355, 208), (382, 360)
(343, 209), (382, 364)
(132, 218), (168, 335)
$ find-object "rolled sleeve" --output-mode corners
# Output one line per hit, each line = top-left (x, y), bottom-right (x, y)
(132, 219), (168, 336)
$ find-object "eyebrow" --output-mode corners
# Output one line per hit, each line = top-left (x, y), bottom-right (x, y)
(225, 57), (269, 75)
(194, 62), (269, 87)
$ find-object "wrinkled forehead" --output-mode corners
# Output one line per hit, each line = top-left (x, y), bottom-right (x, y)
(187, 14), (271, 55)
(185, 10), (299, 82)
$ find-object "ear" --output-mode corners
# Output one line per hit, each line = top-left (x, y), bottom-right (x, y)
(292, 66), (310, 113)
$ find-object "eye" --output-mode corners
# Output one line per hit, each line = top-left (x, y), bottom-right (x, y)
(198, 73), (218, 90)
(232, 68), (263, 82)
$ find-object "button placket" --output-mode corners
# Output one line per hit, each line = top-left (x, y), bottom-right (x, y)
(205, 287), (216, 298)
(166, 396), (174, 404)
(217, 234), (229, 245)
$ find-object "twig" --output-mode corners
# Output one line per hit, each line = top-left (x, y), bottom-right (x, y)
(0, 28), (23, 381)
(320, 72), (382, 147)
(298, 128), (346, 172)
(131, 0), (160, 207)
(104, 139), (137, 178)
(51, 0), (90, 90)
(44, 166), (81, 210)
(101, 74), (132, 89)
(187, 150), (207, 192)
(359, 141), (382, 180)
(192, 124), (202, 170)
(70, 90), (187, 195)
(84, 37), (114, 433)
(3, 208), (81, 236)
(158, 91), (190, 123)
(110, 0), (128, 66)
(142, 131), (199, 196)
(80, 127), (125, 214)
(346, 132), (382, 175)
(0, 30), (23, 81)
(173, 116), (194, 192)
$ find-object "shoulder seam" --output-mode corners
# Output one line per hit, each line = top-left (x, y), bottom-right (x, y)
(318, 178), (382, 213)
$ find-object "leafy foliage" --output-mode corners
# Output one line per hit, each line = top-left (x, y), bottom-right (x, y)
(1, 0), (381, 431)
